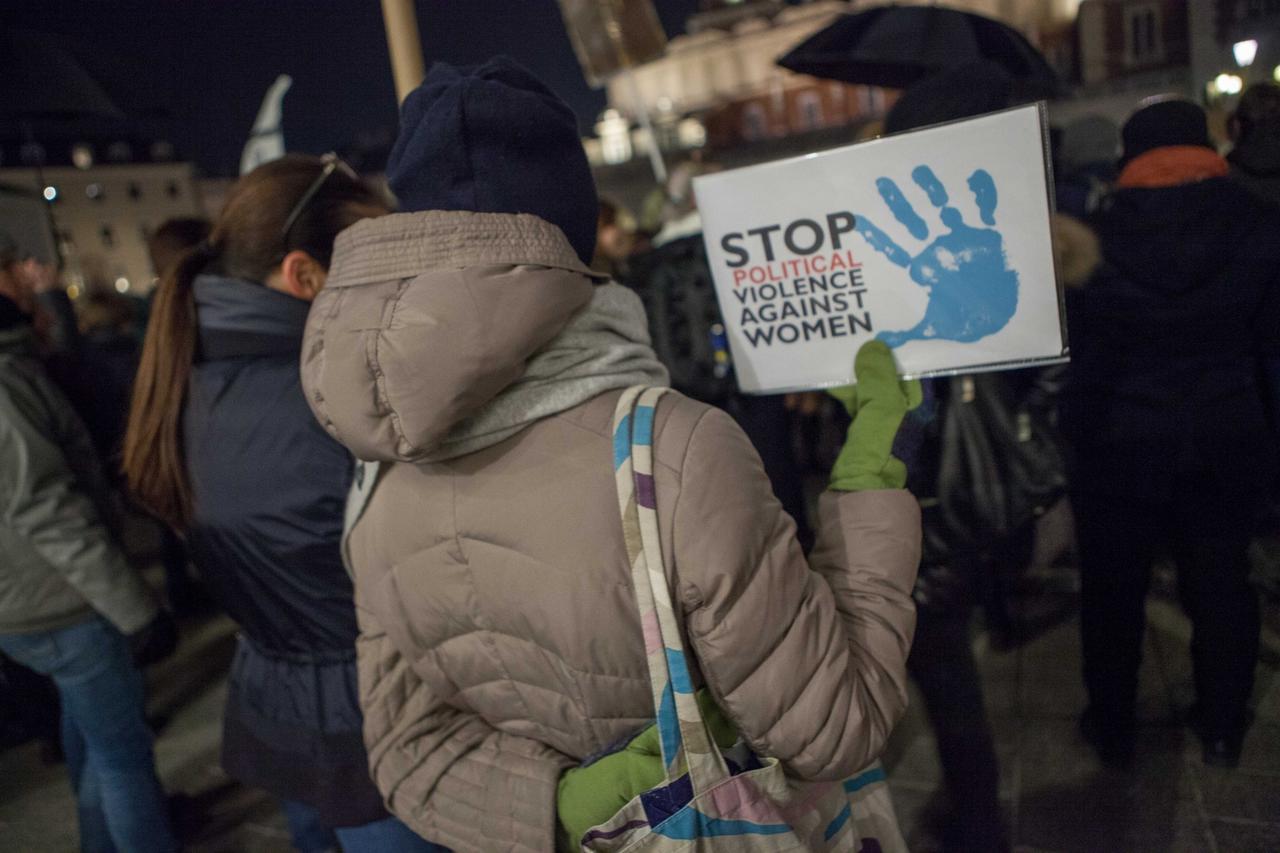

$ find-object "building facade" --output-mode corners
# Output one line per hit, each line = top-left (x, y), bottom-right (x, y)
(1192, 0), (1280, 100)
(1078, 0), (1191, 85)
(587, 1), (893, 169)
(0, 162), (204, 295)
(590, 0), (1096, 167)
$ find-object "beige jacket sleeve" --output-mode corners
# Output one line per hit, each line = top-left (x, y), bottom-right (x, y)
(357, 604), (575, 853)
(673, 407), (920, 781)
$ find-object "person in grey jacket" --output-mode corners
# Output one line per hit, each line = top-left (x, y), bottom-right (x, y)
(0, 246), (177, 853)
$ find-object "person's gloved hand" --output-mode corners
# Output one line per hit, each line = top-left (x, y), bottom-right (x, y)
(128, 609), (179, 667)
(558, 723), (664, 849)
(557, 692), (736, 849)
(828, 340), (923, 491)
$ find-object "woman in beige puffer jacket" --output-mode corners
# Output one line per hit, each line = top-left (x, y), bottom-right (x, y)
(300, 59), (921, 853)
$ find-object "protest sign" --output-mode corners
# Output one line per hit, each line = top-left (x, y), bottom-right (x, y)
(693, 103), (1067, 393)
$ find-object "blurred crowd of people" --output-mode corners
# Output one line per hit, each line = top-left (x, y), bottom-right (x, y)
(1, 53), (1278, 853)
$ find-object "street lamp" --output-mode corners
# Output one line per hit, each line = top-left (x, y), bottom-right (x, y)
(1212, 73), (1245, 96)
(1233, 39), (1258, 68)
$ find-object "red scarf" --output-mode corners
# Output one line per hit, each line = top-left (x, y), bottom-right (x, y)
(1117, 146), (1230, 189)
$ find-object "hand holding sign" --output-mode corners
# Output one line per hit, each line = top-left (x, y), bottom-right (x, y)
(855, 165), (1019, 349)
(828, 341), (923, 492)
(693, 104), (1066, 393)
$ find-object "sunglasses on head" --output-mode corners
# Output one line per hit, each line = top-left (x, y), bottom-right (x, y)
(280, 153), (359, 245)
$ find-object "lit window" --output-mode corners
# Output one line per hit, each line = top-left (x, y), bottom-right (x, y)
(742, 103), (768, 141)
(796, 91), (825, 132)
(596, 110), (633, 165)
(1125, 4), (1163, 67)
(856, 87), (886, 116)
(71, 143), (94, 170)
(150, 140), (176, 162)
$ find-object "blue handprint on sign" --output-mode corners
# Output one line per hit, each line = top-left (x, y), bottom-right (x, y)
(855, 166), (1018, 349)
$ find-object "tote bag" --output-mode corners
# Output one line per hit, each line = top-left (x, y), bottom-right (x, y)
(579, 386), (907, 852)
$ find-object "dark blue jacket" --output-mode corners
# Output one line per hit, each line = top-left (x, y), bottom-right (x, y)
(183, 275), (384, 825)
(185, 276), (357, 655)
(1064, 177), (1280, 503)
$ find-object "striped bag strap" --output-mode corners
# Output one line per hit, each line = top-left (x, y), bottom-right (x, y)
(612, 387), (731, 797)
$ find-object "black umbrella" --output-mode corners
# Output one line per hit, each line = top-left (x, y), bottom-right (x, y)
(0, 29), (125, 120)
(777, 5), (1060, 95)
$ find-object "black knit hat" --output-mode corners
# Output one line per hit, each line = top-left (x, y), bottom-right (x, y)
(1121, 99), (1213, 165)
(386, 57), (599, 265)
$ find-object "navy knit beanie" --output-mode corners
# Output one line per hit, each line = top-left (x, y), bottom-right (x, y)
(1121, 99), (1213, 165)
(387, 57), (599, 265)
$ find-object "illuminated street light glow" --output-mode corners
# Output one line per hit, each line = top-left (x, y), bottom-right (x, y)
(115, 277), (130, 293)
(1275, 65), (1280, 83)
(42, 186), (58, 202)
(596, 109), (633, 165)
(71, 143), (94, 170)
(1233, 39), (1258, 68)
(1214, 73), (1245, 96)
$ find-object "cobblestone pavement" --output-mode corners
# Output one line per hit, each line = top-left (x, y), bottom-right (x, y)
(3, 591), (1278, 852)
(890, 592), (1280, 852)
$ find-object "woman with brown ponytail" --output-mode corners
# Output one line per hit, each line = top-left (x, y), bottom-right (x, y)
(123, 155), (444, 853)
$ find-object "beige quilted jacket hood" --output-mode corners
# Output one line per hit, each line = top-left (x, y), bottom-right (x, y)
(301, 211), (921, 853)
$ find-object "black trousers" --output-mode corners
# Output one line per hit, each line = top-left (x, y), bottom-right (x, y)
(908, 611), (1008, 852)
(1073, 481), (1260, 738)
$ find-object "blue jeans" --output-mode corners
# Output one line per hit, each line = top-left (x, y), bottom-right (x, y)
(0, 617), (177, 853)
(282, 799), (449, 852)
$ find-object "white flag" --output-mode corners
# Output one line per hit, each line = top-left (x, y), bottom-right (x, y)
(240, 74), (293, 175)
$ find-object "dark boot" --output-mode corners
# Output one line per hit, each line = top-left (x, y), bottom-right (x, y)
(1080, 706), (1136, 770)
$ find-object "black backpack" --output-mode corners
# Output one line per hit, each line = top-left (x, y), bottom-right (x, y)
(624, 235), (738, 405)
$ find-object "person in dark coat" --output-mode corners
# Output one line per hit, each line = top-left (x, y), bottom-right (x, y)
(1227, 84), (1280, 437)
(1229, 82), (1280, 208)
(1065, 99), (1280, 769)
(870, 60), (1070, 853)
(122, 156), (444, 853)
(623, 160), (816, 550)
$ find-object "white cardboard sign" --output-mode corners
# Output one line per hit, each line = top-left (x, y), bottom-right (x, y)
(693, 103), (1067, 393)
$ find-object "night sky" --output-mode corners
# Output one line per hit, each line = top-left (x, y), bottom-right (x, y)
(1, 0), (702, 175)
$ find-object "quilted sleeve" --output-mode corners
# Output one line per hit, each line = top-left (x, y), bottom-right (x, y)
(356, 604), (576, 853)
(673, 407), (920, 781)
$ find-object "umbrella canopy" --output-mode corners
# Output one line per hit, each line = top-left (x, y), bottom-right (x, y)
(777, 5), (1059, 95)
(0, 28), (125, 120)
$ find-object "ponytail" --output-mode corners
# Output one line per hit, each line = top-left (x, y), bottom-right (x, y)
(122, 154), (384, 530)
(122, 241), (215, 529)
